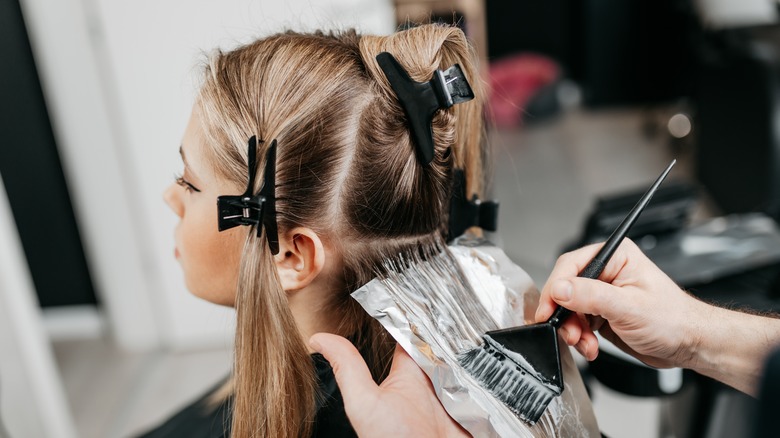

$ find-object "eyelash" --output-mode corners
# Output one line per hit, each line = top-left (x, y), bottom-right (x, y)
(174, 174), (201, 193)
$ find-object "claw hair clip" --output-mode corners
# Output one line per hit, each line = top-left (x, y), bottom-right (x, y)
(448, 169), (499, 240)
(216, 136), (280, 255)
(376, 52), (474, 165)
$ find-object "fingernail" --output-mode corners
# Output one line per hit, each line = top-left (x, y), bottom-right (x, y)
(309, 337), (321, 351)
(552, 280), (572, 302)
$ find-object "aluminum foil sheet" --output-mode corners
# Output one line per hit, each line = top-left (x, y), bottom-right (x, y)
(352, 235), (600, 437)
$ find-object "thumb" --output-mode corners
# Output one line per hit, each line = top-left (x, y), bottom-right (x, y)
(388, 343), (433, 386)
(310, 333), (379, 404)
(550, 278), (627, 322)
(389, 343), (419, 374)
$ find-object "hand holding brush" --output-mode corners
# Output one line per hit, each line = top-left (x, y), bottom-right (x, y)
(536, 236), (780, 397)
(458, 160), (677, 424)
(535, 238), (698, 368)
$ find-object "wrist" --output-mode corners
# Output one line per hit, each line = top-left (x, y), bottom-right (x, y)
(680, 297), (731, 375)
(685, 302), (778, 395)
(678, 295), (712, 370)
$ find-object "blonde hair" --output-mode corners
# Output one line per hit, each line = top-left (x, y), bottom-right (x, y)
(197, 24), (485, 438)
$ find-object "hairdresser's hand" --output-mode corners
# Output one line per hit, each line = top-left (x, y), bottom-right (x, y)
(535, 239), (708, 370)
(310, 333), (469, 438)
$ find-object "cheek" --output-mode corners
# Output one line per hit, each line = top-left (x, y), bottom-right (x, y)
(176, 202), (245, 306)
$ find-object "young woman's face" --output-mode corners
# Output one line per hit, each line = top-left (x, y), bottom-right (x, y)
(163, 106), (246, 306)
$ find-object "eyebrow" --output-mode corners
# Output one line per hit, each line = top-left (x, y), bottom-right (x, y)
(179, 146), (194, 171)
(179, 145), (188, 166)
(179, 145), (200, 182)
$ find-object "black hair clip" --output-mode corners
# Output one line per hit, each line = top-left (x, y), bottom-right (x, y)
(448, 169), (499, 241)
(217, 136), (280, 255)
(376, 52), (475, 165)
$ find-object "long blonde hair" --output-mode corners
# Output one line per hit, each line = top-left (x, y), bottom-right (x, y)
(197, 24), (485, 438)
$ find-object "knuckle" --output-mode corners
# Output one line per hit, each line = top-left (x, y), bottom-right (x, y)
(623, 237), (639, 251)
(556, 252), (576, 268)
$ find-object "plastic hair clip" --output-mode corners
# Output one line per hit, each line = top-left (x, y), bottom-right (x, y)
(448, 169), (499, 241)
(376, 52), (475, 165)
(216, 136), (280, 255)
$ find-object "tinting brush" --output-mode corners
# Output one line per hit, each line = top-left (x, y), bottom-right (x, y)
(459, 159), (676, 424)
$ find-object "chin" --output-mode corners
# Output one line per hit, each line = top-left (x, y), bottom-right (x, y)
(192, 289), (236, 307)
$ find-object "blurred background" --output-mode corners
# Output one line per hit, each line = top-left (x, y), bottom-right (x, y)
(1, 0), (780, 437)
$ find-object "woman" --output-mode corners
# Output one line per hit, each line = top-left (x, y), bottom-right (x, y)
(143, 23), (485, 437)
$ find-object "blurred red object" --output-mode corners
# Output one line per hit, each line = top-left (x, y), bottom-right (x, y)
(488, 53), (560, 128)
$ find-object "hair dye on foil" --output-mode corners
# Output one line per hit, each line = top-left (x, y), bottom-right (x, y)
(351, 235), (600, 437)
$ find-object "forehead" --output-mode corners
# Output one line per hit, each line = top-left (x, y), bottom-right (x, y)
(180, 107), (211, 177)
(180, 105), (245, 193)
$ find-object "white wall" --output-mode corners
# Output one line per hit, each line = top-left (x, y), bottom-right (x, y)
(0, 178), (77, 438)
(19, 0), (162, 350)
(21, 0), (394, 349)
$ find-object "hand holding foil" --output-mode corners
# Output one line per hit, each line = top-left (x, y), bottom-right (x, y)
(310, 333), (470, 437)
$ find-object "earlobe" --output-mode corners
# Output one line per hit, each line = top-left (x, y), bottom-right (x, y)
(274, 228), (326, 292)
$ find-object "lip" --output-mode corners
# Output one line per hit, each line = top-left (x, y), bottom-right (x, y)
(174, 247), (180, 258)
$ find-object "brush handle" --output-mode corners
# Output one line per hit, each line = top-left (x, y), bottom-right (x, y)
(546, 159), (676, 329)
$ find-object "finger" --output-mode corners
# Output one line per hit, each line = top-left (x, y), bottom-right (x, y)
(575, 314), (598, 359)
(536, 279), (575, 322)
(548, 243), (605, 281)
(574, 328), (600, 360)
(557, 321), (574, 346)
(577, 313), (598, 345)
(538, 242), (616, 322)
(310, 333), (379, 404)
(555, 311), (596, 346)
(388, 343), (429, 383)
(540, 245), (603, 306)
(534, 295), (558, 322)
(552, 277), (631, 322)
(594, 239), (643, 283)
(543, 240), (641, 291)
(388, 345), (469, 438)
(576, 312), (590, 330)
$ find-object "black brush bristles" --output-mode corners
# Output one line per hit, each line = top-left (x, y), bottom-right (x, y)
(459, 337), (560, 424)
(458, 322), (565, 425)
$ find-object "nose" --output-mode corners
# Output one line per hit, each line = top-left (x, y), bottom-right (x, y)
(163, 183), (184, 217)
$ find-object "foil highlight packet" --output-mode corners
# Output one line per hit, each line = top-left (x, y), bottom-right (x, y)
(352, 237), (600, 437)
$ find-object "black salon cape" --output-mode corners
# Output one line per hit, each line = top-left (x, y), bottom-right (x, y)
(137, 353), (356, 438)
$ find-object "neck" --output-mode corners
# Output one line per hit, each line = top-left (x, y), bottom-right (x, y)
(287, 282), (342, 353)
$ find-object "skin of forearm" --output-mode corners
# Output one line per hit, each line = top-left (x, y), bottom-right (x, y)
(687, 303), (780, 396)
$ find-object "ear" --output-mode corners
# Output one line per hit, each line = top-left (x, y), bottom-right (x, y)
(274, 227), (326, 292)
